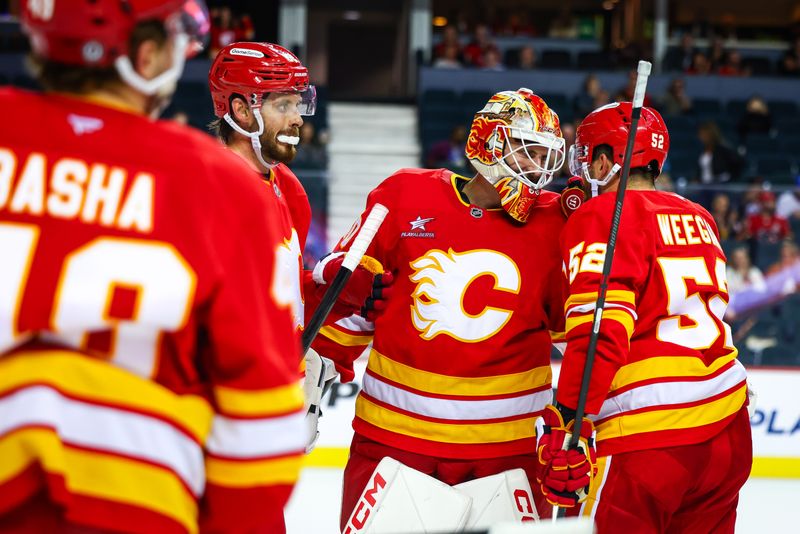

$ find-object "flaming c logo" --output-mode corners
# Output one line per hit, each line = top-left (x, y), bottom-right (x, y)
(465, 116), (506, 165)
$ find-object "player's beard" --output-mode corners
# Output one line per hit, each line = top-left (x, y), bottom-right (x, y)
(261, 127), (300, 164)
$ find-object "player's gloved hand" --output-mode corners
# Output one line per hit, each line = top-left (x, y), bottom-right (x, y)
(312, 253), (394, 320)
(303, 348), (338, 453)
(560, 176), (587, 218)
(536, 404), (598, 508)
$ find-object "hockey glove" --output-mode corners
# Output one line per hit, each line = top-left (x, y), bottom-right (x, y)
(560, 175), (587, 218)
(312, 252), (394, 321)
(303, 348), (338, 453)
(536, 404), (598, 508)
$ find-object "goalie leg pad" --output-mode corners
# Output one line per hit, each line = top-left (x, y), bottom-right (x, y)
(303, 348), (338, 452)
(454, 468), (540, 529)
(341, 457), (471, 534)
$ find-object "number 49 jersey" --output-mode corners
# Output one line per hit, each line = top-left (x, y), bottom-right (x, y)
(558, 190), (747, 457)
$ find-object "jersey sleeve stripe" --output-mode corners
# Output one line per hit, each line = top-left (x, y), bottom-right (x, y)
(319, 325), (374, 347)
(565, 308), (635, 339)
(0, 427), (198, 533)
(213, 384), (303, 418)
(205, 454), (303, 488)
(565, 290), (636, 308)
(367, 348), (551, 397)
(0, 351), (213, 441)
(205, 410), (305, 459)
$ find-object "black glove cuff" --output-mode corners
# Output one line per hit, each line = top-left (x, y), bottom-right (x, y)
(555, 402), (577, 424)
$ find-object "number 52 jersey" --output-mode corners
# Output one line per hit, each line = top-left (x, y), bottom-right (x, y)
(558, 190), (748, 457)
(315, 168), (567, 460)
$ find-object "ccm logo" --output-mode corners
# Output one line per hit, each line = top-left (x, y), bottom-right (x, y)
(514, 489), (536, 522)
(343, 473), (387, 533)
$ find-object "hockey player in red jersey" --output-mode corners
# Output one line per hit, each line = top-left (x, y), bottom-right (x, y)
(537, 102), (752, 532)
(309, 89), (569, 529)
(208, 42), (393, 457)
(0, 2), (306, 533)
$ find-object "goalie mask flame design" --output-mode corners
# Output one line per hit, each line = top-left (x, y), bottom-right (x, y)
(465, 88), (565, 223)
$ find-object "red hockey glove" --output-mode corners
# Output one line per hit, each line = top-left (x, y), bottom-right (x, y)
(536, 404), (598, 508)
(312, 253), (394, 321)
(560, 176), (587, 218)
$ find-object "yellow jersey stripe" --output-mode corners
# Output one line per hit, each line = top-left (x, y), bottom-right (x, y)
(0, 427), (198, 533)
(0, 351), (212, 441)
(596, 385), (746, 440)
(610, 352), (738, 391)
(356, 395), (536, 444)
(319, 325), (374, 347)
(367, 349), (551, 397)
(565, 290), (636, 309)
(213, 384), (303, 418)
(206, 455), (303, 488)
(565, 308), (634, 339)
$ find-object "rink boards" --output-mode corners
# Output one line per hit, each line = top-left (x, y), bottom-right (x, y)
(306, 361), (800, 479)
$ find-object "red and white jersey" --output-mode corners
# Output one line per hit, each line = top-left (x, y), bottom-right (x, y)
(558, 190), (748, 457)
(264, 163), (311, 332)
(0, 88), (304, 533)
(314, 168), (566, 459)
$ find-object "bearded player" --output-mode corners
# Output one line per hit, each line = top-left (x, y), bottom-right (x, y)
(208, 43), (393, 455)
(536, 102), (752, 533)
(310, 89), (570, 529)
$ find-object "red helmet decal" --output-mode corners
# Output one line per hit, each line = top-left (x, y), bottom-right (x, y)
(465, 115), (507, 165)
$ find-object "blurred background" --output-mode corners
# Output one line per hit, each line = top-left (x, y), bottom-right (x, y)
(2, 1), (798, 530)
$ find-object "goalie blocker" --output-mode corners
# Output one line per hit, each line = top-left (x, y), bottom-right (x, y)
(342, 457), (540, 534)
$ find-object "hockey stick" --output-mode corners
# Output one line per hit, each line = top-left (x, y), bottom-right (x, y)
(556, 60), (652, 519)
(301, 203), (389, 355)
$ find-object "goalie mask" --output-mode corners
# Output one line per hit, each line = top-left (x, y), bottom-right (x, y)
(465, 88), (565, 223)
(569, 102), (669, 197)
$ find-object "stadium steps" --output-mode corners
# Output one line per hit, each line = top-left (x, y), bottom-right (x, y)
(326, 103), (420, 247)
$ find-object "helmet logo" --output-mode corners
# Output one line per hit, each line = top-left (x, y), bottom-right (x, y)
(82, 41), (104, 64)
(27, 0), (54, 21)
(465, 115), (505, 165)
(229, 47), (265, 58)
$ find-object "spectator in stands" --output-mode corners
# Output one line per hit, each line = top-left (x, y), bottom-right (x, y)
(766, 239), (800, 276)
(236, 13), (255, 40)
(573, 74), (603, 121)
(497, 12), (535, 37)
(593, 89), (611, 110)
(777, 176), (800, 220)
(741, 181), (767, 217)
(425, 124), (468, 171)
(463, 24), (500, 68)
(433, 25), (462, 61)
(687, 51), (712, 75)
(555, 122), (576, 179)
(548, 8), (578, 39)
(171, 111), (190, 126)
(727, 246), (767, 294)
(209, 7), (237, 57)
(481, 48), (505, 71)
(745, 190), (792, 244)
(660, 77), (693, 115)
(737, 96), (773, 142)
(710, 192), (743, 240)
(517, 45), (537, 70)
(718, 50), (750, 76)
(707, 37), (726, 71)
(616, 70), (654, 107)
(664, 34), (696, 72)
(433, 42), (463, 68)
(293, 122), (328, 169)
(778, 36), (800, 76)
(696, 121), (744, 183)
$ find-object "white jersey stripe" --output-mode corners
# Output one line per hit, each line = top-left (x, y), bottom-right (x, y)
(205, 410), (305, 459)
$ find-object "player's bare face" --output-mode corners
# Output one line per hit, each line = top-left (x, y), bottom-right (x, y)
(259, 93), (304, 164)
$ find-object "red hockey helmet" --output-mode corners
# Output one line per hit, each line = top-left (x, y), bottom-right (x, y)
(21, 0), (210, 67)
(209, 42), (316, 118)
(569, 102), (669, 189)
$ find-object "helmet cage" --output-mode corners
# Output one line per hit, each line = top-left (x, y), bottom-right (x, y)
(497, 125), (565, 190)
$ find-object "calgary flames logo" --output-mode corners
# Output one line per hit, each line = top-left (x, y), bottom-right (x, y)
(272, 229), (304, 329)
(465, 115), (507, 165)
(409, 248), (521, 342)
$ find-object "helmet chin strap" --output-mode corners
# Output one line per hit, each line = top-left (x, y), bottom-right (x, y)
(115, 33), (189, 98)
(223, 110), (277, 171)
(583, 162), (622, 197)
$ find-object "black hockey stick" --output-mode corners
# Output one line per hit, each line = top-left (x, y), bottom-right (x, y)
(301, 203), (389, 355)
(557, 60), (652, 518)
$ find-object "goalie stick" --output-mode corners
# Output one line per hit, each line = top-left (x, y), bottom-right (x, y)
(557, 60), (652, 519)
